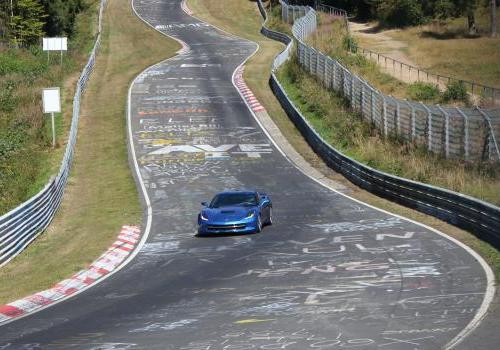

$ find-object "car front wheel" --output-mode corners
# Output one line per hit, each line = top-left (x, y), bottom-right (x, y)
(256, 215), (262, 233)
(266, 207), (273, 226)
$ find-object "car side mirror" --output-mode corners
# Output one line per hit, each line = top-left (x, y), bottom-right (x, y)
(201, 202), (208, 207)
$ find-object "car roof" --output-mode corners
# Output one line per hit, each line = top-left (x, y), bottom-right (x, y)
(215, 190), (257, 196)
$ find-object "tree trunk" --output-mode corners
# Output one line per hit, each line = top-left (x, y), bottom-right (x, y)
(467, 9), (477, 35)
(492, 0), (497, 38)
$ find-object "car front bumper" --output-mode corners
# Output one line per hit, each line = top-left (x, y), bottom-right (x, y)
(198, 219), (258, 235)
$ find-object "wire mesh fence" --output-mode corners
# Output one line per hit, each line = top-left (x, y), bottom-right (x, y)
(279, 0), (500, 162)
(0, 0), (108, 267)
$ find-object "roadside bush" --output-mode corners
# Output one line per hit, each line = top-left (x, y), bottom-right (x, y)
(342, 35), (358, 53)
(407, 82), (440, 101)
(0, 50), (46, 77)
(282, 54), (303, 84)
(0, 81), (18, 112)
(442, 80), (469, 103)
(376, 0), (425, 27)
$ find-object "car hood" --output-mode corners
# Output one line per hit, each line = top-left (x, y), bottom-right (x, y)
(203, 206), (256, 221)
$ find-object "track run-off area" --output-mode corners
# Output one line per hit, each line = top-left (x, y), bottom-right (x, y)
(0, 0), (495, 349)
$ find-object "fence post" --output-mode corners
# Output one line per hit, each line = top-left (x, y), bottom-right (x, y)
(477, 107), (500, 161)
(324, 56), (328, 87)
(350, 73), (355, 104)
(420, 103), (432, 152)
(409, 101), (416, 141)
(396, 100), (401, 135)
(341, 67), (345, 95)
(332, 60), (337, 90)
(437, 105), (450, 158)
(370, 89), (375, 124)
(317, 50), (320, 79)
(360, 81), (365, 117)
(456, 107), (469, 160)
(309, 48), (313, 74)
(383, 96), (388, 136)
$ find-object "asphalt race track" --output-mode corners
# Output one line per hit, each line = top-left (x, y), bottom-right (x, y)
(0, 0), (493, 349)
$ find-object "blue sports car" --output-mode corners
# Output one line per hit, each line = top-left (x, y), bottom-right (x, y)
(197, 191), (272, 235)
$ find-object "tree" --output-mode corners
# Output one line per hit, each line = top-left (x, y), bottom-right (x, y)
(452, 0), (478, 34)
(9, 0), (46, 47)
(40, 0), (84, 37)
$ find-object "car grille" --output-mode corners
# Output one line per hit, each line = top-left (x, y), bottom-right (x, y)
(207, 224), (246, 231)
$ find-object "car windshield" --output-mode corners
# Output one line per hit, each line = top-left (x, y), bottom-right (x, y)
(210, 193), (257, 208)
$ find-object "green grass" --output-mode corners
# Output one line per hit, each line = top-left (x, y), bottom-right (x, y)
(0, 0), (179, 304)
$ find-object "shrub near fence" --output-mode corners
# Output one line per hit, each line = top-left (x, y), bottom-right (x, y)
(256, 0), (500, 247)
(0, 0), (108, 267)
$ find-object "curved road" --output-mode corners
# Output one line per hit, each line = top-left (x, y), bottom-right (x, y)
(0, 0), (492, 349)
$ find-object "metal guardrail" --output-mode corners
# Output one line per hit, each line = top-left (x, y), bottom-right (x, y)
(256, 0), (500, 247)
(280, 0), (500, 163)
(0, 0), (108, 267)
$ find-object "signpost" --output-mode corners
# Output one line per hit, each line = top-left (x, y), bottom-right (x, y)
(42, 88), (61, 148)
(43, 37), (68, 66)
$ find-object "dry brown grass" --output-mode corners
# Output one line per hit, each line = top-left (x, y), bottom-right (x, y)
(356, 8), (500, 89)
(0, 0), (179, 304)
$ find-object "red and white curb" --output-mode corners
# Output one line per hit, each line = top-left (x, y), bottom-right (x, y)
(0, 225), (141, 324)
(234, 67), (266, 113)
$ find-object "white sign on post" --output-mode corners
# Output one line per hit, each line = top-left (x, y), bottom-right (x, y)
(43, 37), (68, 65)
(42, 88), (61, 113)
(42, 37), (68, 51)
(42, 87), (61, 148)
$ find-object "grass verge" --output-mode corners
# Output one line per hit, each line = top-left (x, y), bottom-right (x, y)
(0, 0), (180, 304)
(187, 0), (500, 280)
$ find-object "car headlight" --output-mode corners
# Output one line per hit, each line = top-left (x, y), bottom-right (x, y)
(200, 212), (209, 221)
(245, 211), (255, 219)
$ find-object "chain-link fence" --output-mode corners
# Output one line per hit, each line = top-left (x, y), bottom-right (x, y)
(0, 0), (108, 267)
(280, 0), (500, 162)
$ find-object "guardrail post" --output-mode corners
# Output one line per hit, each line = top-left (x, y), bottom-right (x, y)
(437, 105), (450, 158)
(456, 107), (469, 160)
